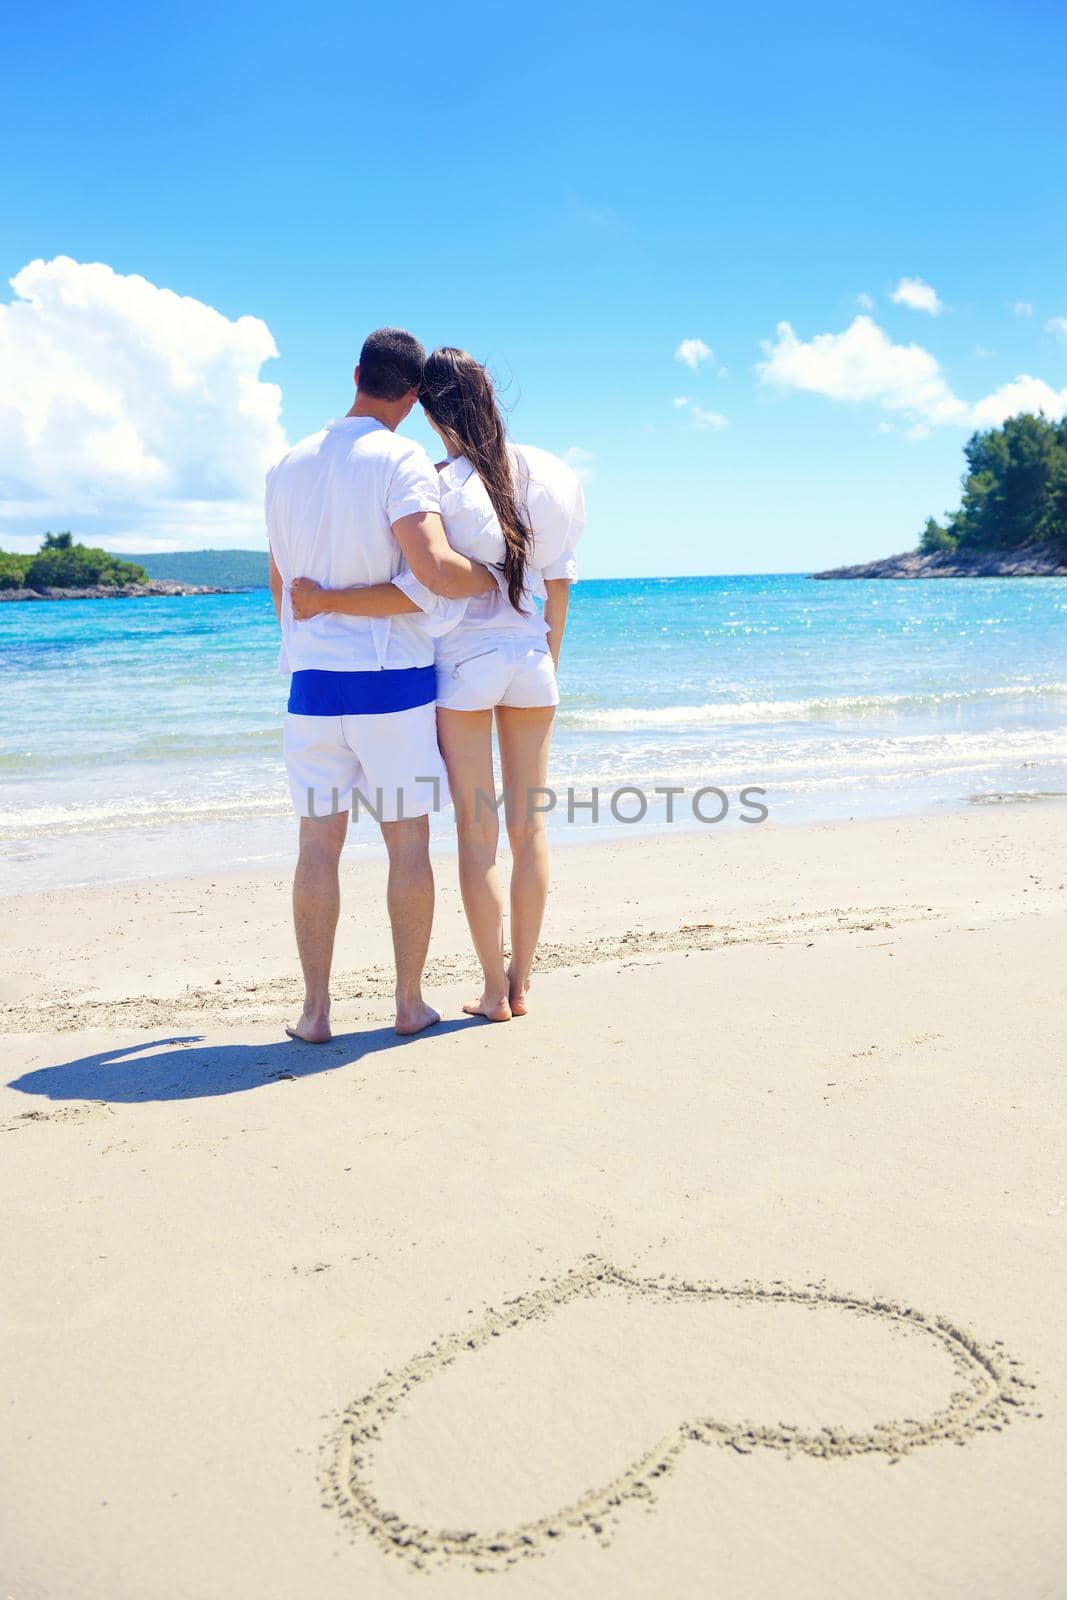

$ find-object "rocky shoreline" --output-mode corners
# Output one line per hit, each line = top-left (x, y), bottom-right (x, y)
(812, 544), (1067, 579)
(0, 580), (234, 602)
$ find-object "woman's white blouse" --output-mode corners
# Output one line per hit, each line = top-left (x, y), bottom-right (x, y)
(403, 442), (584, 643)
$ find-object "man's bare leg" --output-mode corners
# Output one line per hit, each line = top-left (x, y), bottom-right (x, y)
(287, 810), (349, 1043)
(382, 813), (439, 1035)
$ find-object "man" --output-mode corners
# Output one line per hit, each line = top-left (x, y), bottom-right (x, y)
(266, 327), (494, 1042)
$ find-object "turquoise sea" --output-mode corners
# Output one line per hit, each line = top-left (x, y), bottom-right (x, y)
(2, 574), (1066, 894)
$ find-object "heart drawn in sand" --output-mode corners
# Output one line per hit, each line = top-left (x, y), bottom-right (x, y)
(323, 1257), (1035, 1572)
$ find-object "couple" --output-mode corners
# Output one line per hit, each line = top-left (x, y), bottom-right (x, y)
(266, 328), (584, 1041)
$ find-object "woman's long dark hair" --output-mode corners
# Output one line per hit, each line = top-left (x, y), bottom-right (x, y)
(419, 348), (530, 610)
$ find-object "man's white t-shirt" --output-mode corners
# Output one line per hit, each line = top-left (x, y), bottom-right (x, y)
(266, 416), (446, 673)
(396, 443), (583, 645)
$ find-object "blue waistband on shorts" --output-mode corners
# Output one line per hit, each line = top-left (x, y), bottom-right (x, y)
(288, 665), (436, 716)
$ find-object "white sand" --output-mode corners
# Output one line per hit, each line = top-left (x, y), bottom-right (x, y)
(2, 806), (1065, 1598)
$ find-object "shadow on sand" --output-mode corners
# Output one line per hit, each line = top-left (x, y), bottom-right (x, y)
(8, 1019), (480, 1106)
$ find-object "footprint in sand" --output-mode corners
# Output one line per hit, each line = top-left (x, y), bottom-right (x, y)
(0, 1103), (112, 1133)
(324, 1257), (1035, 1572)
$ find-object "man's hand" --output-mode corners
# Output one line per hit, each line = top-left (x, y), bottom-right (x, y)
(290, 577), (331, 620)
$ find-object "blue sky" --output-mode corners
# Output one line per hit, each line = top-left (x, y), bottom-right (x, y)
(1, 0), (1065, 576)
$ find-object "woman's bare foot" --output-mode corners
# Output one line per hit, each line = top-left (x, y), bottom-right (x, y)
(463, 992), (512, 1023)
(395, 999), (441, 1037)
(285, 1009), (332, 1044)
(507, 971), (530, 1016)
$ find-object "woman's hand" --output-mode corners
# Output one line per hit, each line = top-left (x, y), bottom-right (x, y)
(289, 577), (330, 620)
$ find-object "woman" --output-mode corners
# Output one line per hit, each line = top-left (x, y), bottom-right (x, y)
(419, 348), (584, 1021)
(291, 348), (584, 1022)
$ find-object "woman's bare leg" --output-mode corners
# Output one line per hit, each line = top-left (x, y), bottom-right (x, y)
(495, 705), (556, 1016)
(436, 707), (511, 1021)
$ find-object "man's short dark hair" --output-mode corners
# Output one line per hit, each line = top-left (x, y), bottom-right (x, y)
(357, 328), (426, 401)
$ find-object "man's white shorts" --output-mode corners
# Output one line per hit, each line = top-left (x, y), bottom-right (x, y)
(435, 637), (560, 713)
(284, 702), (448, 822)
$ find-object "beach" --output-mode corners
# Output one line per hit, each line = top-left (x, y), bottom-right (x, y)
(3, 802), (1065, 1598)
(8, 4), (1067, 1592)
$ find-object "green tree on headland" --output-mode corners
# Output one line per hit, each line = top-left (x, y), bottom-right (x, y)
(919, 413), (1067, 556)
(918, 516), (958, 555)
(0, 550), (32, 589)
(0, 532), (149, 590)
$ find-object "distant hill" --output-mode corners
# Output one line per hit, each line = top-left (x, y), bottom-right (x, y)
(113, 549), (270, 588)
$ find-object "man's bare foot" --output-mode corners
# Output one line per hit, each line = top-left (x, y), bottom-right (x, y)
(285, 1009), (332, 1044)
(507, 972), (530, 1016)
(462, 992), (512, 1023)
(395, 999), (440, 1036)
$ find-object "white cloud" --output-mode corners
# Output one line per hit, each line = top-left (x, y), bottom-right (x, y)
(972, 346), (997, 359)
(758, 315), (968, 428)
(562, 444), (595, 483)
(1045, 316), (1067, 340)
(1012, 301), (1034, 318)
(565, 192), (617, 230)
(971, 376), (1067, 428)
(0, 256), (286, 547)
(856, 292), (875, 311)
(760, 312), (1067, 437)
(890, 276), (944, 315)
(674, 337), (713, 370)
(672, 396), (727, 431)
(690, 405), (728, 431)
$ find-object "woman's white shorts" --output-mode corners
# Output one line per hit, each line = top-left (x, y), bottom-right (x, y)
(435, 638), (560, 713)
